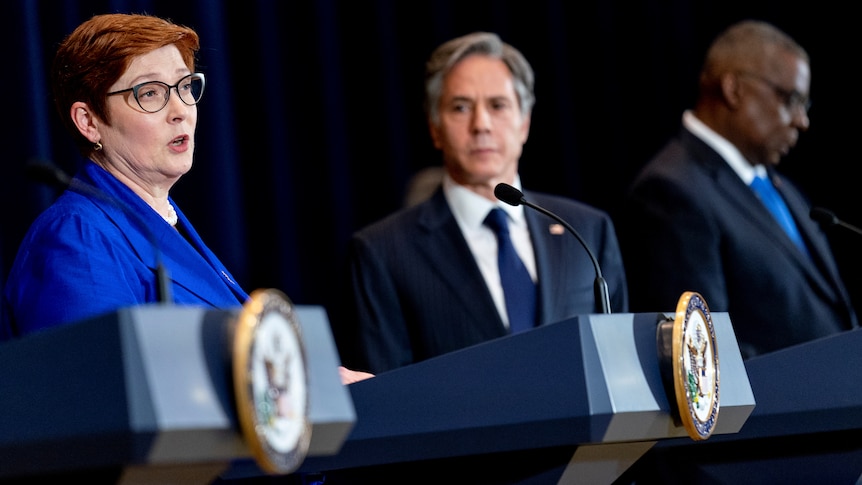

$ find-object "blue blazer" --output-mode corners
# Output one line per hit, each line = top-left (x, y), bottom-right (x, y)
(2, 161), (248, 339)
(618, 126), (858, 358)
(333, 187), (628, 374)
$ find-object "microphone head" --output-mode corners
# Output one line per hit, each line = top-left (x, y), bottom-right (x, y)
(810, 207), (839, 226)
(494, 183), (525, 206)
(25, 159), (71, 189)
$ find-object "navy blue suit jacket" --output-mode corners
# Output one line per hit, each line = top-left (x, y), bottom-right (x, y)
(618, 126), (858, 359)
(2, 161), (248, 339)
(334, 187), (628, 374)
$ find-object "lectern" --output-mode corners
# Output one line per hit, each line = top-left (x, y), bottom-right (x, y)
(618, 326), (862, 484)
(0, 304), (355, 483)
(295, 311), (755, 484)
(1, 308), (756, 484)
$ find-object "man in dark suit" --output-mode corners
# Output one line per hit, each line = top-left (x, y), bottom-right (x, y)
(617, 20), (858, 359)
(332, 32), (628, 374)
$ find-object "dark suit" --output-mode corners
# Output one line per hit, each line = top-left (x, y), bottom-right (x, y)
(334, 187), (628, 374)
(618, 126), (858, 359)
(2, 161), (249, 339)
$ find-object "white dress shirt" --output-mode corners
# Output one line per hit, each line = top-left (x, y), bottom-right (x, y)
(442, 173), (537, 328)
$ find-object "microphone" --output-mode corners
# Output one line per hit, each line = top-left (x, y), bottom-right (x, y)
(26, 159), (72, 188)
(810, 207), (862, 238)
(24, 159), (174, 304)
(494, 183), (612, 314)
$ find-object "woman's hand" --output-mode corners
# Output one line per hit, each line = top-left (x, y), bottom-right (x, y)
(338, 366), (375, 384)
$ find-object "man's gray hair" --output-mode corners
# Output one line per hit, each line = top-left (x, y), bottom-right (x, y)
(424, 32), (535, 126)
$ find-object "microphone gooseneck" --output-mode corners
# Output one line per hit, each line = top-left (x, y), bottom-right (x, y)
(25, 159), (72, 189)
(810, 206), (862, 237)
(24, 159), (174, 304)
(810, 207), (838, 226)
(494, 183), (611, 314)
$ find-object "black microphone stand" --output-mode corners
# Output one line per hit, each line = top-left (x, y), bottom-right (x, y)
(495, 183), (611, 314)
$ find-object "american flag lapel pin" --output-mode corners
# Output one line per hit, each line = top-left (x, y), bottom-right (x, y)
(549, 224), (565, 235)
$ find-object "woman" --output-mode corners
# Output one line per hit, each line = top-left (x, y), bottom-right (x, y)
(1, 13), (248, 338)
(2, 13), (374, 384)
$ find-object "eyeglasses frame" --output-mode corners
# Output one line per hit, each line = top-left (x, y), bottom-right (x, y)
(736, 71), (811, 113)
(106, 72), (206, 113)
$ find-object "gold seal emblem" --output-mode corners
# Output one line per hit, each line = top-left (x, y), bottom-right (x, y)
(233, 288), (311, 474)
(672, 291), (720, 440)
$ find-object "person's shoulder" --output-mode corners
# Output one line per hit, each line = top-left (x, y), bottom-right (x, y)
(352, 193), (455, 249)
(628, 136), (711, 195)
(353, 201), (430, 239)
(638, 134), (687, 166)
(526, 190), (610, 220)
(28, 192), (88, 224)
(23, 191), (117, 240)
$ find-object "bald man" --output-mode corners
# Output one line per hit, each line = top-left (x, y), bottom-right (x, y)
(617, 20), (857, 359)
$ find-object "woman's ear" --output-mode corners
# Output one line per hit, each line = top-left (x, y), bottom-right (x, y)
(70, 101), (101, 144)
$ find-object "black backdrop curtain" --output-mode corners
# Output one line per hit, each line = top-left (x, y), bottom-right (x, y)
(4, 0), (860, 316)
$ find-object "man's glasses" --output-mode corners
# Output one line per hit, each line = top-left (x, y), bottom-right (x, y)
(107, 72), (206, 113)
(737, 71), (811, 113)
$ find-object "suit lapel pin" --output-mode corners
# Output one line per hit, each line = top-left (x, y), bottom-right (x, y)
(549, 224), (565, 235)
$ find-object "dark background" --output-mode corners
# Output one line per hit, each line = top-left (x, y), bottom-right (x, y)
(4, 0), (860, 317)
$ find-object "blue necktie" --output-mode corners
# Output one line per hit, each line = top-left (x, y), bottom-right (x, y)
(749, 175), (809, 256)
(484, 208), (537, 334)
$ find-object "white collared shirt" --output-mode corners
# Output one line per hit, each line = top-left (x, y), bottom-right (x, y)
(442, 173), (537, 328)
(683, 110), (764, 184)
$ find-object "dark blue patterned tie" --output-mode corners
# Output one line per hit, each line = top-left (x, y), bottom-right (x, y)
(484, 208), (537, 334)
(750, 175), (809, 256)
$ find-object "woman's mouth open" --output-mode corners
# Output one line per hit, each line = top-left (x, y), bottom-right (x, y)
(170, 135), (190, 152)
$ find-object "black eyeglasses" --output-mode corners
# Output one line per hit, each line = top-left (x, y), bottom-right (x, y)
(106, 72), (206, 113)
(737, 71), (811, 113)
